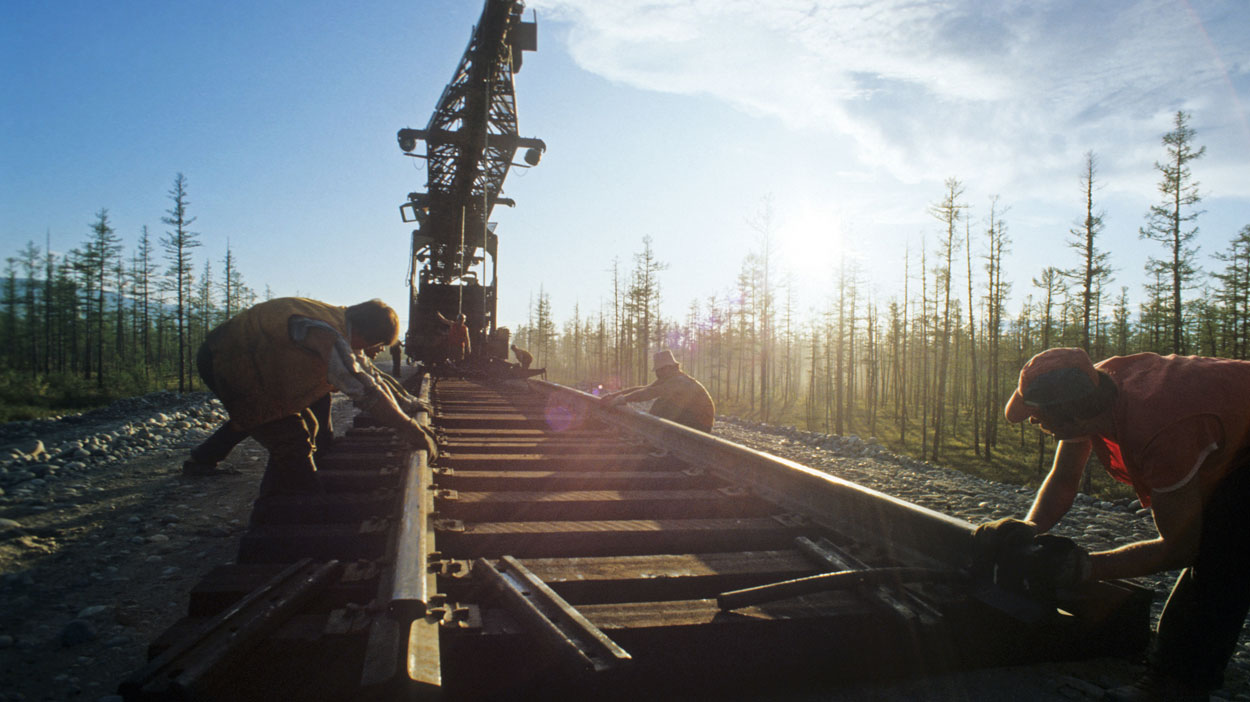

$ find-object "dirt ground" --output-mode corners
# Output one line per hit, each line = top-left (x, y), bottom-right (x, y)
(0, 395), (360, 702)
(0, 438), (260, 701)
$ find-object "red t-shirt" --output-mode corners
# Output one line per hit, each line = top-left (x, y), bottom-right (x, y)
(447, 322), (469, 348)
(1088, 354), (1250, 507)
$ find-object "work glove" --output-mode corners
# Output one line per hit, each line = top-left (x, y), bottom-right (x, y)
(972, 517), (1037, 560)
(401, 398), (434, 416)
(397, 420), (439, 461)
(1026, 534), (1092, 590)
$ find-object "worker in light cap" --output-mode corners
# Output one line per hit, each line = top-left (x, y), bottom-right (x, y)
(974, 347), (1250, 700)
(600, 350), (715, 433)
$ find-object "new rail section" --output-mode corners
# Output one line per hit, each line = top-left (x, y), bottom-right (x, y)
(120, 374), (1151, 700)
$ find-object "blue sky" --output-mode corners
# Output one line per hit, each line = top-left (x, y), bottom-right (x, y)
(2, 0), (1248, 332)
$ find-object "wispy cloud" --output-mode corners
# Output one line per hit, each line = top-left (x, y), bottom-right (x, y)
(531, 0), (1249, 194)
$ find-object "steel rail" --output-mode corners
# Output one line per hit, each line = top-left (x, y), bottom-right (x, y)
(421, 376), (1151, 699)
(529, 379), (977, 570)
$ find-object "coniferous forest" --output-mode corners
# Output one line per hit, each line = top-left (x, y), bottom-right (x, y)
(503, 112), (1246, 496)
(3, 113), (1247, 497)
(0, 173), (259, 417)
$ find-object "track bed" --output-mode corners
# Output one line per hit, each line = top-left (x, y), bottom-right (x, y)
(121, 375), (1151, 700)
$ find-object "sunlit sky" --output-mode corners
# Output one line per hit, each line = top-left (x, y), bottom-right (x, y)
(2, 0), (1248, 333)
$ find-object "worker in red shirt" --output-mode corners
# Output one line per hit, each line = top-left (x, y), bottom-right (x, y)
(975, 347), (1250, 700)
(436, 311), (471, 363)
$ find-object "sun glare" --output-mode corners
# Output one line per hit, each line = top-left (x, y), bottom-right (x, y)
(775, 206), (846, 296)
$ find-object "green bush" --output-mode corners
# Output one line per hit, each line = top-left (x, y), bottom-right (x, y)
(0, 370), (116, 420)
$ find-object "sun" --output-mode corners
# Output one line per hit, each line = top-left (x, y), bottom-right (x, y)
(774, 204), (846, 296)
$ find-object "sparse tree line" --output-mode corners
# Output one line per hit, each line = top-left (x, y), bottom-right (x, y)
(0, 173), (261, 413)
(2, 108), (1244, 485)
(514, 112), (1246, 476)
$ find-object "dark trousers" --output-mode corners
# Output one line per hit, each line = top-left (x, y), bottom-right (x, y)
(191, 395), (332, 465)
(1152, 460), (1250, 689)
(250, 404), (327, 497)
(192, 338), (331, 496)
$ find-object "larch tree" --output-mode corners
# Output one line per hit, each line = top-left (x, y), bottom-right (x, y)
(221, 241), (242, 321)
(161, 173), (200, 392)
(43, 231), (55, 374)
(928, 178), (965, 461)
(1212, 225), (1250, 358)
(1140, 110), (1205, 354)
(534, 286), (555, 366)
(628, 237), (667, 383)
(747, 196), (778, 423)
(16, 240), (42, 374)
(609, 258), (623, 383)
(897, 244), (910, 443)
(85, 208), (122, 387)
(844, 259), (863, 435)
(132, 226), (158, 372)
(982, 197), (1011, 460)
(806, 316), (821, 430)
(964, 220), (981, 456)
(918, 239), (929, 457)
(195, 259), (214, 361)
(1140, 268), (1171, 350)
(2, 259), (17, 367)
(113, 256), (126, 363)
(1068, 151), (1113, 352)
(1111, 287), (1132, 356)
(781, 275), (796, 402)
(1032, 266), (1063, 473)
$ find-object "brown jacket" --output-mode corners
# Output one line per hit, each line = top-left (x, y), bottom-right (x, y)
(205, 298), (348, 431)
(621, 371), (715, 432)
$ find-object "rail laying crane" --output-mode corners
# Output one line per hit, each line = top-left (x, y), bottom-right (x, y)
(396, 0), (545, 370)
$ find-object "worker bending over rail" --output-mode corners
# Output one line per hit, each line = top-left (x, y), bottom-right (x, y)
(975, 347), (1250, 701)
(184, 297), (436, 496)
(510, 344), (533, 370)
(600, 350), (715, 433)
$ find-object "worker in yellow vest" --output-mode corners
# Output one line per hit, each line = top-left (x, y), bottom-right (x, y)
(184, 297), (434, 496)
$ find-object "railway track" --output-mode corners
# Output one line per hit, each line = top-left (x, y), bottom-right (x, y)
(120, 373), (1152, 700)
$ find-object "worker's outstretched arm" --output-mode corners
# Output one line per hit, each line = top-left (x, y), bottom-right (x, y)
(299, 325), (432, 452)
(1026, 438), (1091, 533)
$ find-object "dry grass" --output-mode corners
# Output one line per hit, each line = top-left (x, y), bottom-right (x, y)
(719, 399), (1138, 503)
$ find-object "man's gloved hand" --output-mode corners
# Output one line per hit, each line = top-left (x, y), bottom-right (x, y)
(972, 517), (1037, 559)
(1027, 534), (1092, 589)
(401, 398), (434, 416)
(397, 420), (439, 460)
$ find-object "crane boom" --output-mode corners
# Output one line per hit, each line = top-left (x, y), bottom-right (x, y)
(397, 0), (544, 367)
